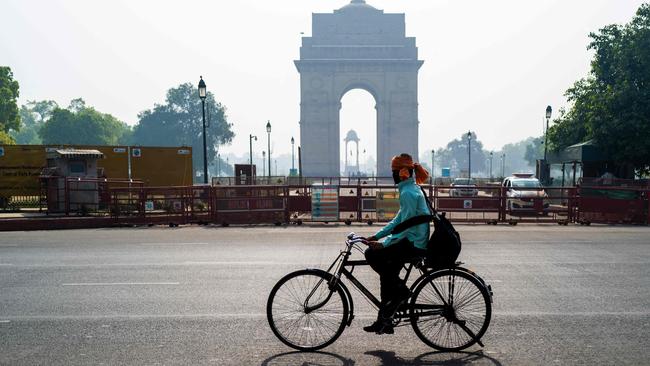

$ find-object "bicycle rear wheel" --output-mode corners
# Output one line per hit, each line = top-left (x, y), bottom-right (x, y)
(267, 269), (349, 351)
(410, 269), (491, 351)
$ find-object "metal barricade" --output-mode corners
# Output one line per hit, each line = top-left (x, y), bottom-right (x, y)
(213, 185), (287, 225)
(576, 186), (646, 225)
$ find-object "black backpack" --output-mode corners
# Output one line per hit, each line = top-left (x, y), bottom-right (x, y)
(390, 187), (462, 268)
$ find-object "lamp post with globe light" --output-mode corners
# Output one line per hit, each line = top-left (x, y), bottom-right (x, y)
(467, 131), (472, 180)
(291, 137), (295, 175)
(198, 76), (208, 184)
(266, 121), (272, 179)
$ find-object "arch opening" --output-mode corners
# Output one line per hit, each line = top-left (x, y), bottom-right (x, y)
(339, 88), (377, 177)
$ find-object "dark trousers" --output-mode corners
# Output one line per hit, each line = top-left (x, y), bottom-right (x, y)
(365, 238), (427, 304)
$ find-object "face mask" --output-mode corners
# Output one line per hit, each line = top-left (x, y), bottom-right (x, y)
(392, 170), (401, 185)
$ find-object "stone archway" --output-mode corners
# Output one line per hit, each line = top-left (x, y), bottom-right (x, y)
(296, 0), (423, 177)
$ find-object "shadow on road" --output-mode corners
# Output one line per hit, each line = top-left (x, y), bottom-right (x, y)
(365, 350), (503, 366)
(260, 350), (355, 366)
(260, 350), (502, 366)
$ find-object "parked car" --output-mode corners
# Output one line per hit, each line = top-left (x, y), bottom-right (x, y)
(502, 174), (549, 211)
(449, 178), (479, 197)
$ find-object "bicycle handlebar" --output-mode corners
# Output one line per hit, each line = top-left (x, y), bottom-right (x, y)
(345, 232), (368, 245)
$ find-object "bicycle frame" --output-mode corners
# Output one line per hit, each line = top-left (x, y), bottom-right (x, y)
(304, 234), (449, 322)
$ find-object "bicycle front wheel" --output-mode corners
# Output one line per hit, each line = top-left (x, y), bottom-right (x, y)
(410, 269), (491, 351)
(267, 269), (349, 351)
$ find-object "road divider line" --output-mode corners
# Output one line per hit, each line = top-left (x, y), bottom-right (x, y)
(62, 282), (180, 286)
(0, 320), (10, 323)
(138, 242), (210, 246)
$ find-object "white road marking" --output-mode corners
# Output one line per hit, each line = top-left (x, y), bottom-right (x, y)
(62, 282), (180, 286)
(5, 261), (307, 268)
(181, 261), (297, 266)
(0, 263), (15, 266)
(0, 320), (10, 323)
(138, 242), (210, 246)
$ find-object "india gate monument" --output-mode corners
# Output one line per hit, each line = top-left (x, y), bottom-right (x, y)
(296, 0), (423, 177)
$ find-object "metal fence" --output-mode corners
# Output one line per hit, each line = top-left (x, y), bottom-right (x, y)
(32, 178), (650, 226)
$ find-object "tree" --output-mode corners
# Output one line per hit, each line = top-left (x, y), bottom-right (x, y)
(547, 4), (650, 175)
(0, 66), (20, 141)
(39, 98), (132, 145)
(523, 137), (544, 167)
(0, 131), (13, 144)
(132, 83), (234, 182)
(434, 132), (487, 177)
(10, 100), (58, 144)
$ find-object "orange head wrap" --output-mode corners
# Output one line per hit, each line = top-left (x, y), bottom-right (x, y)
(391, 153), (430, 185)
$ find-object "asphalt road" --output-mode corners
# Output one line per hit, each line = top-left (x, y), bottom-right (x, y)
(1, 224), (649, 365)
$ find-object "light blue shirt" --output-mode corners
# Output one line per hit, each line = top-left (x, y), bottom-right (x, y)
(373, 177), (431, 249)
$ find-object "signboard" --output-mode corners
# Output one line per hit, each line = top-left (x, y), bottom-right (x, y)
(113, 147), (126, 153)
(463, 200), (473, 209)
(132, 148), (142, 157)
(145, 200), (154, 211)
(177, 149), (191, 155)
(0, 147), (4, 157)
(442, 167), (451, 178)
(311, 185), (338, 221)
(376, 191), (400, 220)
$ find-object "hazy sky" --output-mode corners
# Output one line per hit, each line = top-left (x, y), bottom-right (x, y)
(1, 0), (645, 162)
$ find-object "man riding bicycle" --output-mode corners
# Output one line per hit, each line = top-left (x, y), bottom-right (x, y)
(364, 153), (431, 334)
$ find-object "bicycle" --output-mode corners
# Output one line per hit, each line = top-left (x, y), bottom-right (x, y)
(266, 230), (494, 352)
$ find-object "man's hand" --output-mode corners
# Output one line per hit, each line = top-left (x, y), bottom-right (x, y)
(366, 241), (383, 250)
(367, 235), (377, 242)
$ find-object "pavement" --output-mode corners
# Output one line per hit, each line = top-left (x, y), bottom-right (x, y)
(0, 224), (649, 365)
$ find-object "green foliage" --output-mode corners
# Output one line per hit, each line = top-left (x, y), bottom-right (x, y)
(10, 100), (58, 144)
(0, 130), (15, 144)
(434, 132), (487, 176)
(523, 137), (544, 167)
(39, 98), (132, 145)
(131, 83), (234, 182)
(498, 136), (538, 175)
(548, 4), (650, 174)
(0, 66), (20, 134)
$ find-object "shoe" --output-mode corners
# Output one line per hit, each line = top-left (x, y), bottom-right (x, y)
(363, 320), (394, 334)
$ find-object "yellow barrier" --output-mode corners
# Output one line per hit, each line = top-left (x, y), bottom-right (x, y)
(0, 145), (193, 199)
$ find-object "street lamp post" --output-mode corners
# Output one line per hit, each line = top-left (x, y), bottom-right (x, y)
(266, 121), (272, 179)
(217, 153), (221, 177)
(291, 137), (295, 174)
(544, 105), (552, 162)
(501, 153), (506, 178)
(467, 131), (472, 180)
(262, 151), (266, 177)
(249, 134), (257, 169)
(198, 76), (208, 184)
(489, 151), (493, 179)
(431, 149), (435, 184)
